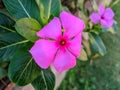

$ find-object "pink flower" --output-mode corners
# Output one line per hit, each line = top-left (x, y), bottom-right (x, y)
(29, 11), (85, 72)
(90, 4), (114, 28)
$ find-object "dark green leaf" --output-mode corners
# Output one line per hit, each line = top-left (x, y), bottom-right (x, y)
(32, 70), (55, 90)
(8, 48), (41, 86)
(0, 11), (28, 62)
(50, 0), (61, 17)
(35, 0), (60, 24)
(3, 0), (41, 23)
(0, 9), (15, 28)
(89, 33), (107, 56)
(15, 18), (41, 42)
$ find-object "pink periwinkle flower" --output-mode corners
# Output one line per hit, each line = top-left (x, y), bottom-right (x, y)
(90, 4), (114, 28)
(30, 11), (85, 72)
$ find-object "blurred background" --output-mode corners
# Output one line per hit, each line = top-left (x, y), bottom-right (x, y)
(0, 0), (120, 90)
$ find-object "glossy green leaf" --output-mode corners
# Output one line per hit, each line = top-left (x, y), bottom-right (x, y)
(36, 0), (51, 24)
(32, 70), (55, 90)
(3, 0), (40, 23)
(0, 9), (15, 28)
(0, 67), (7, 78)
(50, 0), (61, 17)
(0, 11), (28, 62)
(8, 48), (41, 86)
(15, 18), (41, 42)
(35, 0), (60, 24)
(89, 33), (107, 56)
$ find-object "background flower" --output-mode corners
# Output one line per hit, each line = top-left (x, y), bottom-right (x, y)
(90, 4), (114, 28)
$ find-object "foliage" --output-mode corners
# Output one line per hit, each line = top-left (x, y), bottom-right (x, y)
(32, 70), (55, 90)
(0, 0), (119, 90)
(0, 0), (60, 89)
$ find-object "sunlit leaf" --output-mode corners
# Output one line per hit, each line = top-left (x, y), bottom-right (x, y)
(15, 18), (41, 42)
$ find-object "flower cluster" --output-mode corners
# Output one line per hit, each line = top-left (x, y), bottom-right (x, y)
(30, 4), (114, 72)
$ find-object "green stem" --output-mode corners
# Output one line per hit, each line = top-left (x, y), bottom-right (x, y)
(0, 25), (15, 32)
(0, 40), (29, 50)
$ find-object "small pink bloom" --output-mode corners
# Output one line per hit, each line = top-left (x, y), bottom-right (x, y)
(90, 4), (114, 28)
(30, 11), (85, 72)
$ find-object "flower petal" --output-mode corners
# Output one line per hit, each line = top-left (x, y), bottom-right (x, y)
(90, 13), (100, 24)
(53, 49), (76, 72)
(99, 4), (105, 16)
(103, 8), (114, 20)
(29, 40), (58, 69)
(37, 17), (62, 39)
(60, 11), (85, 38)
(68, 34), (82, 57)
(100, 19), (114, 28)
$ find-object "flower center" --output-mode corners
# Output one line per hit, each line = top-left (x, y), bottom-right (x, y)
(101, 16), (104, 19)
(60, 39), (66, 46)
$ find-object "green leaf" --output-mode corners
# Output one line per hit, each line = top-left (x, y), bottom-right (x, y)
(0, 67), (7, 78)
(50, 0), (61, 17)
(36, 0), (51, 24)
(8, 48), (41, 86)
(89, 33), (107, 56)
(0, 31), (29, 62)
(0, 11), (28, 62)
(0, 10), (15, 28)
(3, 0), (41, 23)
(35, 0), (60, 24)
(15, 18), (41, 42)
(32, 70), (55, 90)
